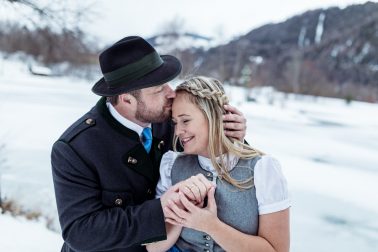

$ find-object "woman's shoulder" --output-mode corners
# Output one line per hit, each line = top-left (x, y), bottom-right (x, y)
(254, 155), (290, 214)
(254, 155), (286, 182)
(238, 155), (279, 170)
(160, 151), (180, 171)
(256, 155), (281, 167)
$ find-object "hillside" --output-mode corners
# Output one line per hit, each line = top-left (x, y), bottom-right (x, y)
(154, 2), (378, 102)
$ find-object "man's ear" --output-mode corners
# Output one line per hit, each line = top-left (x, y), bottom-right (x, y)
(120, 93), (133, 105)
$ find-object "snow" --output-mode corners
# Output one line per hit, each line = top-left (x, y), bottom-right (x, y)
(154, 33), (215, 52)
(298, 26), (307, 48)
(28, 65), (53, 76)
(315, 12), (325, 44)
(354, 42), (371, 64)
(1, 57), (378, 251)
(0, 214), (62, 252)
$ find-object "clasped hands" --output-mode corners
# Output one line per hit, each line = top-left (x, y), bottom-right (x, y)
(160, 174), (218, 232)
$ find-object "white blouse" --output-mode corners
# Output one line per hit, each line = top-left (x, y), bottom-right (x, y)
(156, 151), (291, 215)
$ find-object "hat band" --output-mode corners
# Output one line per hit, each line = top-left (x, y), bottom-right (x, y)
(104, 51), (163, 87)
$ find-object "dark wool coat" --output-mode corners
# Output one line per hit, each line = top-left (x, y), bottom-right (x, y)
(51, 97), (174, 252)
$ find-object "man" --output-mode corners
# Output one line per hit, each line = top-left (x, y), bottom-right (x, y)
(51, 36), (246, 252)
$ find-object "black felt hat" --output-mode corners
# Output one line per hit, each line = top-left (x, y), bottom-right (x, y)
(92, 36), (182, 96)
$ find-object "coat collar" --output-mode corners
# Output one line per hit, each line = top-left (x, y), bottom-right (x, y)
(96, 97), (140, 142)
(96, 98), (165, 183)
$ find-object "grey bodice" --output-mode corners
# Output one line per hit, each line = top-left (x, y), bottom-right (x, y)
(171, 155), (261, 252)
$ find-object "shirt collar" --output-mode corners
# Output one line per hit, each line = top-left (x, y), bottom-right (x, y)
(197, 153), (239, 173)
(107, 102), (151, 137)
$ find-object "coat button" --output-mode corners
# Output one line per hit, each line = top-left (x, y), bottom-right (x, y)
(205, 242), (210, 247)
(147, 188), (152, 195)
(127, 157), (138, 164)
(114, 198), (123, 206)
(85, 118), (95, 125)
(203, 249), (210, 252)
(203, 235), (211, 240)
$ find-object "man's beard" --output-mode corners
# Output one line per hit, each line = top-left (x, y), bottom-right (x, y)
(135, 99), (172, 123)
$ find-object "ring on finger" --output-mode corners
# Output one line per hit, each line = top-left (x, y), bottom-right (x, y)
(184, 185), (197, 199)
(188, 184), (201, 195)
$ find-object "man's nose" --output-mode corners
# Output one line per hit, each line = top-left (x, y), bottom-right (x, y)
(165, 84), (176, 98)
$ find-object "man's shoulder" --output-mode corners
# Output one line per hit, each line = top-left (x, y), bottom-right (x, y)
(58, 107), (98, 143)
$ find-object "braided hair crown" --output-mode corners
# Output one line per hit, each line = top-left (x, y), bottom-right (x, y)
(176, 76), (229, 107)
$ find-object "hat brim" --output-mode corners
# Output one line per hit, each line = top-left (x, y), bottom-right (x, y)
(92, 55), (182, 96)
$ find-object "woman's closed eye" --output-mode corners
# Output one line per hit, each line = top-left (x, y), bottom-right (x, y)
(172, 117), (191, 127)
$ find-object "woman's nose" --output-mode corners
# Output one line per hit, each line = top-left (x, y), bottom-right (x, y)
(174, 124), (184, 136)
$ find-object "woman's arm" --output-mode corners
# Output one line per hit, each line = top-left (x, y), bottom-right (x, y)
(167, 188), (290, 252)
(146, 223), (182, 252)
(206, 209), (290, 252)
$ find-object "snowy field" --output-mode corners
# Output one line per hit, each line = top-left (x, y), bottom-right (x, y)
(0, 57), (378, 251)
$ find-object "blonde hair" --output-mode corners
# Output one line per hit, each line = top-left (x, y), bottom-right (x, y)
(173, 76), (264, 189)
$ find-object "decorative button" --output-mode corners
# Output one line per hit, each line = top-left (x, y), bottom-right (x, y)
(127, 157), (138, 164)
(85, 118), (94, 125)
(203, 235), (211, 240)
(158, 140), (165, 150)
(205, 242), (209, 247)
(114, 198), (123, 206)
(147, 188), (152, 194)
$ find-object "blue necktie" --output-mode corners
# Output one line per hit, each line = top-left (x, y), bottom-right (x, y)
(141, 127), (152, 153)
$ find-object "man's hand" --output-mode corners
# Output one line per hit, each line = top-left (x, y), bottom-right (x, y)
(223, 104), (247, 141)
(160, 183), (181, 219)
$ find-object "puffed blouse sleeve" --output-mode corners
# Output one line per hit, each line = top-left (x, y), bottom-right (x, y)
(155, 151), (178, 198)
(254, 156), (291, 215)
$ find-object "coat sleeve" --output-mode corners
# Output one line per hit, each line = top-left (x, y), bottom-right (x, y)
(51, 140), (166, 251)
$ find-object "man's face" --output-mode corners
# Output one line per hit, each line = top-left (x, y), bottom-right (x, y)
(134, 84), (176, 123)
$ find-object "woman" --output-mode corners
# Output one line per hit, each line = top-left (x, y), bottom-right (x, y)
(147, 76), (290, 252)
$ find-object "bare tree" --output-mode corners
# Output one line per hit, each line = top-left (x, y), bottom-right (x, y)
(156, 17), (186, 55)
(1, 0), (97, 31)
(232, 38), (250, 85)
(286, 50), (303, 94)
(214, 25), (226, 81)
(0, 0), (99, 74)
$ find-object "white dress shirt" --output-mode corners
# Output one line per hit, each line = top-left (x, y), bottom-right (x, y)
(156, 151), (291, 215)
(107, 102), (151, 136)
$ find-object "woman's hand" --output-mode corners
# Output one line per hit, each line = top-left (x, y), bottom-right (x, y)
(176, 174), (214, 205)
(223, 104), (247, 141)
(165, 186), (218, 233)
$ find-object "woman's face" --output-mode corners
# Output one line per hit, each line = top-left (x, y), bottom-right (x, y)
(172, 93), (209, 157)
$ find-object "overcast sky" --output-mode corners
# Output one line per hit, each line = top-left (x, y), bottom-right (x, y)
(87, 0), (373, 45)
(0, 0), (374, 45)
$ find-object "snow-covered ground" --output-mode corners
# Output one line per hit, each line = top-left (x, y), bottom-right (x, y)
(0, 214), (62, 252)
(0, 56), (377, 251)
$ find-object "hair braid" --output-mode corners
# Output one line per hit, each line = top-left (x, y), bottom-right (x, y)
(176, 78), (229, 107)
